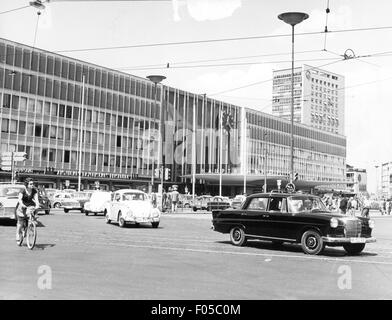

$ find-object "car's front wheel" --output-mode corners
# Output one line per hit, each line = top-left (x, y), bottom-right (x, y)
(192, 207), (197, 212)
(54, 202), (61, 208)
(230, 227), (247, 246)
(45, 210), (50, 215)
(64, 209), (69, 213)
(343, 243), (365, 255)
(118, 212), (125, 228)
(301, 230), (325, 255)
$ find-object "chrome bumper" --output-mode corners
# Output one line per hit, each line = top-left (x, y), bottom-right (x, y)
(322, 236), (376, 244)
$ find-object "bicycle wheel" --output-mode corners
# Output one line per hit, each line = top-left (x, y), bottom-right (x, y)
(26, 221), (37, 250)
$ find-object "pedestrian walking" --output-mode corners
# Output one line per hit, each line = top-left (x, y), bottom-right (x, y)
(339, 196), (348, 214)
(361, 197), (371, 218)
(171, 187), (180, 213)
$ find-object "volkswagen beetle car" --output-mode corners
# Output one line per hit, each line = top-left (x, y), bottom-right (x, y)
(104, 189), (160, 228)
(212, 192), (376, 255)
(84, 191), (111, 216)
(192, 195), (213, 211)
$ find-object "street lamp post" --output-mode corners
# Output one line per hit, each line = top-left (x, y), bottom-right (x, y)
(278, 12), (309, 183)
(263, 132), (268, 193)
(147, 75), (166, 195)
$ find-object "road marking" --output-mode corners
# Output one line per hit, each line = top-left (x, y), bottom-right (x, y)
(56, 237), (392, 266)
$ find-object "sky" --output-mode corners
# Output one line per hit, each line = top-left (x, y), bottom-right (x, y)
(0, 0), (391, 193)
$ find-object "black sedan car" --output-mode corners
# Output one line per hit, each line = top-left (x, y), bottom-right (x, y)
(36, 188), (51, 215)
(212, 192), (376, 255)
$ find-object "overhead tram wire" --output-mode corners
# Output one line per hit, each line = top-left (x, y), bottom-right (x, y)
(118, 57), (341, 71)
(116, 49), (323, 70)
(53, 25), (392, 53)
(0, 5), (31, 15)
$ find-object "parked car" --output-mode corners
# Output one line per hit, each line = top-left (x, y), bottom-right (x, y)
(62, 194), (83, 213)
(84, 191), (112, 216)
(212, 192), (376, 255)
(0, 183), (25, 221)
(231, 195), (246, 209)
(51, 192), (79, 211)
(36, 187), (51, 215)
(192, 195), (213, 211)
(104, 189), (160, 228)
(178, 194), (193, 209)
(72, 191), (93, 213)
(206, 196), (231, 212)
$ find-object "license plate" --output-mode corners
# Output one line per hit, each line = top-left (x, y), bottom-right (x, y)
(350, 238), (366, 243)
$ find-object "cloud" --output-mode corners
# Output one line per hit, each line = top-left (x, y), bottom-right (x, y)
(172, 0), (242, 22)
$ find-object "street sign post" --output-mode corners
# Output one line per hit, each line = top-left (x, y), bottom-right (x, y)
(1, 152), (28, 183)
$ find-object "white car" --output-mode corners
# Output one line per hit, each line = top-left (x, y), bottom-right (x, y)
(104, 189), (161, 228)
(84, 191), (111, 216)
(0, 183), (25, 220)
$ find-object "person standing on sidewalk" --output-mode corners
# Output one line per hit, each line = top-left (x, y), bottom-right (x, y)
(362, 197), (371, 218)
(171, 187), (180, 213)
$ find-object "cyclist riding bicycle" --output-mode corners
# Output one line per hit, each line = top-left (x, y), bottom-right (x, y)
(15, 178), (39, 244)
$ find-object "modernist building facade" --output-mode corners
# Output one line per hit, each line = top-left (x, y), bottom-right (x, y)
(0, 38), (347, 195)
(380, 162), (392, 199)
(272, 64), (345, 135)
(346, 164), (367, 194)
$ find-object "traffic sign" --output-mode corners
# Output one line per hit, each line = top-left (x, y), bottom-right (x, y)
(1, 166), (11, 171)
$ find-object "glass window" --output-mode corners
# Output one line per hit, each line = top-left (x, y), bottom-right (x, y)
(65, 128), (71, 141)
(50, 126), (57, 138)
(66, 105), (72, 119)
(42, 124), (49, 138)
(1, 119), (9, 132)
(57, 126), (63, 139)
(64, 150), (70, 163)
(72, 129), (78, 142)
(35, 124), (42, 137)
(18, 121), (26, 135)
(11, 95), (19, 109)
(59, 104), (65, 117)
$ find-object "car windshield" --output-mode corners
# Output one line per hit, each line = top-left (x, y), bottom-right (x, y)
(287, 196), (328, 213)
(0, 186), (24, 197)
(123, 192), (146, 201)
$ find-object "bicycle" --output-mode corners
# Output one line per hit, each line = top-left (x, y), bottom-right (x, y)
(17, 208), (38, 250)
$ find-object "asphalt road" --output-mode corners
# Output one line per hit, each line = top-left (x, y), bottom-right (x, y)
(1, 208), (392, 300)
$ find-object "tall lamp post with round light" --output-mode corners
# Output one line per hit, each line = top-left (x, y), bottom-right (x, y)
(278, 12), (309, 183)
(147, 75), (166, 195)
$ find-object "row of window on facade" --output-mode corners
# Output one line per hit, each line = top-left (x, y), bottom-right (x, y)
(0, 69), (161, 118)
(0, 43), (161, 99)
(1, 143), (149, 172)
(310, 78), (339, 87)
(1, 119), (151, 150)
(246, 110), (346, 146)
(1, 93), (159, 130)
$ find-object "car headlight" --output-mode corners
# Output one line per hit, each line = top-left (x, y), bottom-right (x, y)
(368, 220), (375, 229)
(330, 218), (339, 228)
(127, 209), (134, 217)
